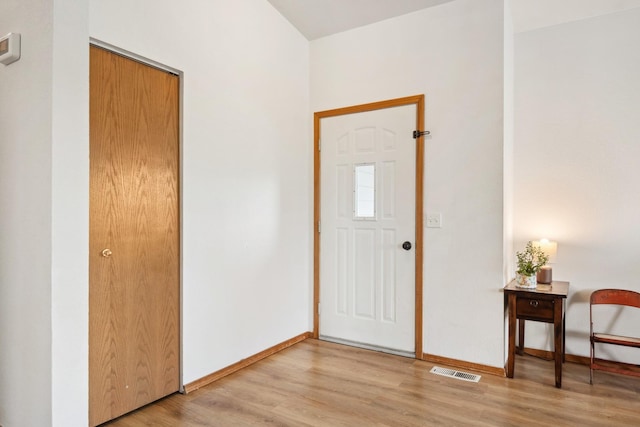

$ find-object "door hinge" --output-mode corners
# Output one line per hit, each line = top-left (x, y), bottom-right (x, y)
(413, 130), (430, 138)
(318, 138), (321, 151)
(317, 302), (321, 315)
(317, 221), (321, 233)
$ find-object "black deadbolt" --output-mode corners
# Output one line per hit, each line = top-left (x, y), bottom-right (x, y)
(402, 241), (412, 251)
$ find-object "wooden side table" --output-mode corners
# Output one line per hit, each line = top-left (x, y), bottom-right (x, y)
(504, 280), (569, 388)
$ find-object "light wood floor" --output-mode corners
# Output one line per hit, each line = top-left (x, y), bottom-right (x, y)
(103, 339), (640, 426)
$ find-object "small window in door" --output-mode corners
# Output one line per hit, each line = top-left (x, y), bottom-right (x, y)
(354, 163), (375, 220)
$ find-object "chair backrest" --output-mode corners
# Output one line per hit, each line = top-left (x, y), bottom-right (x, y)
(590, 289), (640, 337)
(590, 289), (640, 309)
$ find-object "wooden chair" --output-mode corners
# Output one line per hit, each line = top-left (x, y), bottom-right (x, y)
(590, 289), (640, 384)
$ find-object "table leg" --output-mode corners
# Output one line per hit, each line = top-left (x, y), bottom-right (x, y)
(563, 307), (566, 363)
(553, 299), (563, 388)
(507, 293), (516, 378)
(518, 319), (525, 355)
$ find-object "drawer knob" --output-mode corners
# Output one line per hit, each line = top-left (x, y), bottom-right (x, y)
(529, 300), (539, 308)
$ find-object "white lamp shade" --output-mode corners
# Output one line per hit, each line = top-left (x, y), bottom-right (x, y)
(533, 239), (558, 264)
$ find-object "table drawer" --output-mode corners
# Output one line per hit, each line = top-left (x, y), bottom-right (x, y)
(517, 297), (554, 321)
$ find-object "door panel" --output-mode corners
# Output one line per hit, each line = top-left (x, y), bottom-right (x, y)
(89, 45), (180, 426)
(319, 104), (416, 354)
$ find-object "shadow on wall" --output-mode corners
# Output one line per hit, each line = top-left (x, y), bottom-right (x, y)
(568, 289), (592, 305)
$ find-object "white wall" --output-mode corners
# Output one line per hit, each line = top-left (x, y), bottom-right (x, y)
(503, 0), (515, 359)
(514, 8), (640, 360)
(89, 0), (311, 384)
(2, 0), (308, 424)
(51, 0), (89, 424)
(0, 0), (89, 425)
(311, 0), (507, 368)
(0, 0), (54, 425)
(504, 0), (514, 280)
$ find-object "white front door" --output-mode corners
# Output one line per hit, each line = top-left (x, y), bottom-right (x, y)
(319, 104), (416, 355)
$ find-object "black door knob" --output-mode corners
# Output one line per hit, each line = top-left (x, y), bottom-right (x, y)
(402, 241), (412, 251)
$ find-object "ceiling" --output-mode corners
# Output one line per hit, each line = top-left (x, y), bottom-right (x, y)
(266, 0), (455, 40)
(267, 0), (640, 39)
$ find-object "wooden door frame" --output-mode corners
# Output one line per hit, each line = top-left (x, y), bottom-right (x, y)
(313, 95), (425, 359)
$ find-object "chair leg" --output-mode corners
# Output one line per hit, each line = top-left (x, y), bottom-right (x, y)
(589, 339), (594, 385)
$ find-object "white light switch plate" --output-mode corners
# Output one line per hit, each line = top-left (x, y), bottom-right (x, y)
(0, 33), (21, 66)
(426, 213), (442, 228)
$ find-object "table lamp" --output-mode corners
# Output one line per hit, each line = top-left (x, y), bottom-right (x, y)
(533, 238), (557, 284)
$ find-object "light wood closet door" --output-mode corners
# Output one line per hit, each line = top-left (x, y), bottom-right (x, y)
(89, 45), (180, 426)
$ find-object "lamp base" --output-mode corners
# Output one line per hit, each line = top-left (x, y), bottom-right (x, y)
(537, 266), (552, 284)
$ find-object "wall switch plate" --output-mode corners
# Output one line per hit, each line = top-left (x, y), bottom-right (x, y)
(0, 33), (21, 66)
(426, 213), (442, 228)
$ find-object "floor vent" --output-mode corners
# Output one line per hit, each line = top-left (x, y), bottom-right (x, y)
(430, 366), (481, 383)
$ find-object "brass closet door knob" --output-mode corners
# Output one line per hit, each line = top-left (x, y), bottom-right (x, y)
(101, 248), (112, 258)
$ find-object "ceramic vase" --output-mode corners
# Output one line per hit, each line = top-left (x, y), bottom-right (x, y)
(516, 273), (537, 288)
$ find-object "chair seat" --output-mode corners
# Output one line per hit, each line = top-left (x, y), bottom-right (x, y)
(592, 333), (640, 347)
